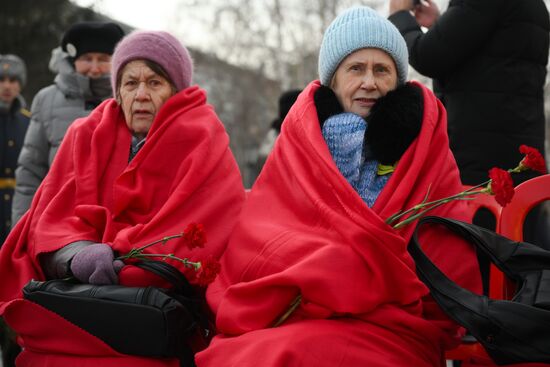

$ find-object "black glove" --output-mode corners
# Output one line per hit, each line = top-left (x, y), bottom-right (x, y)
(365, 83), (423, 165)
(314, 85), (344, 128)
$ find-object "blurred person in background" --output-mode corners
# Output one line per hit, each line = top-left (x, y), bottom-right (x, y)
(389, 0), (550, 295)
(256, 89), (302, 169)
(11, 21), (125, 225)
(0, 54), (29, 244)
(0, 53), (30, 367)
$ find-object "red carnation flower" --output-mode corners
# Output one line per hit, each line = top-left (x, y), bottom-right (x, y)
(519, 145), (547, 174)
(182, 223), (207, 250)
(195, 257), (221, 286)
(488, 168), (515, 207)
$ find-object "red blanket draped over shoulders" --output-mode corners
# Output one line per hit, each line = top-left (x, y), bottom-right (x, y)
(0, 86), (245, 366)
(196, 81), (481, 367)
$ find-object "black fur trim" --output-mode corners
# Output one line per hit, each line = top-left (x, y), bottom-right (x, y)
(365, 83), (423, 165)
(314, 85), (344, 128)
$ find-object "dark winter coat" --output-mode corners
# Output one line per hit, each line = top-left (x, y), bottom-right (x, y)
(389, 0), (550, 184)
(0, 97), (30, 244)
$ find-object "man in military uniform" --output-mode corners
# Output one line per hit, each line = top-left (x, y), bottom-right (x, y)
(0, 53), (29, 367)
(0, 54), (29, 244)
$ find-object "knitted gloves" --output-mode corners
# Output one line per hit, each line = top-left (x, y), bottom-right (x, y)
(365, 83), (423, 165)
(322, 112), (392, 207)
(322, 112), (366, 186)
(70, 243), (124, 285)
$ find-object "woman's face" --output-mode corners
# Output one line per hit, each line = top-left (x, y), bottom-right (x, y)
(74, 52), (112, 79)
(118, 60), (174, 139)
(330, 48), (398, 118)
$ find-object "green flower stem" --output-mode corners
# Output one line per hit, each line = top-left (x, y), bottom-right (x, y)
(132, 233), (183, 253)
(386, 188), (487, 227)
(508, 166), (524, 174)
(463, 180), (491, 192)
(272, 294), (302, 328)
(115, 233), (197, 268)
(392, 200), (448, 229)
(386, 186), (432, 224)
(121, 253), (201, 270)
(386, 151), (544, 230)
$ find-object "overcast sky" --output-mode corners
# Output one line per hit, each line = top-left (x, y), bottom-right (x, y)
(69, 0), (209, 49)
(70, 0), (178, 30)
(67, 0), (460, 54)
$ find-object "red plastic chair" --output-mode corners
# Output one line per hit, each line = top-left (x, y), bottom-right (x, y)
(445, 186), (502, 362)
(459, 186), (505, 299)
(461, 185), (503, 224)
(446, 176), (550, 363)
(497, 174), (550, 299)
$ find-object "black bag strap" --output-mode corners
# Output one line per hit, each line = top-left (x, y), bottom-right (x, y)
(410, 216), (550, 284)
(408, 216), (550, 365)
(407, 217), (489, 328)
(132, 260), (195, 295)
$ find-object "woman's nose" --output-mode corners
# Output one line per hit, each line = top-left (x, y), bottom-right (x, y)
(88, 60), (102, 76)
(135, 83), (150, 100)
(360, 71), (377, 90)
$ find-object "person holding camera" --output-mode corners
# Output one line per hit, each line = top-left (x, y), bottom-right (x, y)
(389, 0), (548, 189)
(389, 0), (550, 297)
(388, 0), (549, 223)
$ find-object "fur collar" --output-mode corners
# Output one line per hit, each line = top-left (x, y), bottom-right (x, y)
(365, 83), (423, 165)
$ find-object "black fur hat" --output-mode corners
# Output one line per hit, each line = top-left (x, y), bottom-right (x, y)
(61, 21), (125, 60)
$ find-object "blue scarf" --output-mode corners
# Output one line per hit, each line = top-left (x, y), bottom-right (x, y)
(322, 112), (392, 207)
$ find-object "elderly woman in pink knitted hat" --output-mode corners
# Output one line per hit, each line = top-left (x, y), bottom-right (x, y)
(0, 31), (245, 367)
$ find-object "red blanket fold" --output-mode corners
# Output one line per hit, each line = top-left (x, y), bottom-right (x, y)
(196, 81), (481, 367)
(0, 86), (245, 365)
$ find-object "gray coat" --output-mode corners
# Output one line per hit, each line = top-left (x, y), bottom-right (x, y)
(11, 48), (112, 225)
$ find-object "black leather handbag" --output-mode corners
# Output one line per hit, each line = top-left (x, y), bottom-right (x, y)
(22, 260), (211, 364)
(408, 216), (550, 365)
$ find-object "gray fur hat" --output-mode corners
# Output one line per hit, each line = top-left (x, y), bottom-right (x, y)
(0, 54), (27, 87)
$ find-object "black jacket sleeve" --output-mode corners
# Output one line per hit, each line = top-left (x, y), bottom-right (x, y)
(39, 241), (94, 279)
(388, 0), (501, 79)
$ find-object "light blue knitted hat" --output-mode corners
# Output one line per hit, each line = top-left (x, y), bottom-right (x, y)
(318, 6), (408, 86)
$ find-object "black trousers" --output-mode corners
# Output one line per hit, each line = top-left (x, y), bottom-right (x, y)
(0, 317), (20, 367)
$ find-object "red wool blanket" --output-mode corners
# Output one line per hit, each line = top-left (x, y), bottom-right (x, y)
(196, 81), (482, 367)
(0, 86), (245, 366)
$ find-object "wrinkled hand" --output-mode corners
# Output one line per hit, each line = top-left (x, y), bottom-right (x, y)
(70, 243), (124, 285)
(413, 0), (440, 28)
(389, 0), (415, 14)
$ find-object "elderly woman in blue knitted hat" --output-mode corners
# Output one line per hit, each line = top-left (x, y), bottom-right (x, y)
(0, 30), (244, 367)
(195, 6), (481, 367)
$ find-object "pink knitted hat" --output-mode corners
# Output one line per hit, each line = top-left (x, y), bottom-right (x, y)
(110, 30), (193, 93)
